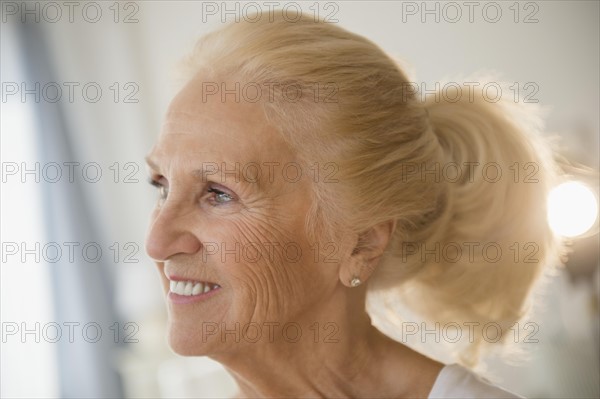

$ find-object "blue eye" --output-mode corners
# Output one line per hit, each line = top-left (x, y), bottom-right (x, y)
(207, 187), (233, 204)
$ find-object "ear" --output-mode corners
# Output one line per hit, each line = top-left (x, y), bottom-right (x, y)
(339, 219), (397, 287)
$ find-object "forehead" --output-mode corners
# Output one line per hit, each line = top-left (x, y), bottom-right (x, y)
(149, 76), (296, 169)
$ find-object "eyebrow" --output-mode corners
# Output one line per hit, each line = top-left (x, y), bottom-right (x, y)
(145, 156), (257, 189)
(191, 164), (259, 189)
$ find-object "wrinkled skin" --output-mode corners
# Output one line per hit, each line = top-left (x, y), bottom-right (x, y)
(145, 75), (444, 398)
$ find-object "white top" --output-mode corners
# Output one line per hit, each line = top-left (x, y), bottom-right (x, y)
(428, 364), (525, 398)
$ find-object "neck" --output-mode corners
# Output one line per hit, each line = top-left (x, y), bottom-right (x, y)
(210, 287), (439, 398)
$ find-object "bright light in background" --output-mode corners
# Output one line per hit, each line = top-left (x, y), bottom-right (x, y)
(548, 181), (599, 238)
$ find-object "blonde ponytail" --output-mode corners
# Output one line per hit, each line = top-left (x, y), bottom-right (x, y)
(368, 81), (568, 368)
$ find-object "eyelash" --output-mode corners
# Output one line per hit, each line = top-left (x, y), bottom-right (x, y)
(207, 187), (234, 205)
(148, 178), (167, 199)
(148, 178), (234, 205)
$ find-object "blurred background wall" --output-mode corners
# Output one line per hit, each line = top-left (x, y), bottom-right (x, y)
(1, 1), (598, 398)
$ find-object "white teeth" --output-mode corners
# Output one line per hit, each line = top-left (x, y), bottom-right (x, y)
(184, 282), (193, 295)
(192, 283), (202, 295)
(169, 280), (219, 296)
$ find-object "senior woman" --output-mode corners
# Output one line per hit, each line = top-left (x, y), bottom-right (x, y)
(144, 11), (565, 398)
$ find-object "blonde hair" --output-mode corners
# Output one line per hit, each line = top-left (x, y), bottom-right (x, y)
(179, 12), (569, 369)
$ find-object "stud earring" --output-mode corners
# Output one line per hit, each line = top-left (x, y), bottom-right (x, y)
(350, 277), (361, 287)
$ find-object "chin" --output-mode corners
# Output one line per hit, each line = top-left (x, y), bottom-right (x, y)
(167, 322), (213, 356)
(166, 313), (238, 357)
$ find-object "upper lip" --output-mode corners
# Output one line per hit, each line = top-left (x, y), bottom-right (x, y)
(165, 271), (219, 285)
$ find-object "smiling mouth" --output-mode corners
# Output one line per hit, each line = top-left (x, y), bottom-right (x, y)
(169, 280), (221, 296)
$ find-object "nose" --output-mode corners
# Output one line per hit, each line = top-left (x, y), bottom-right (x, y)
(145, 204), (202, 262)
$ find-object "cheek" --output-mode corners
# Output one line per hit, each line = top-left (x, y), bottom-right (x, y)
(213, 213), (321, 320)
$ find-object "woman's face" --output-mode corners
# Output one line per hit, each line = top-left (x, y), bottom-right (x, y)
(145, 76), (343, 356)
